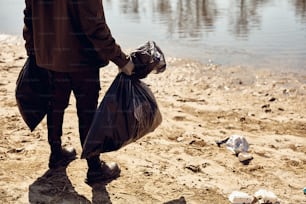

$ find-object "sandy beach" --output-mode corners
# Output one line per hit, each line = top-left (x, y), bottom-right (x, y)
(0, 34), (305, 204)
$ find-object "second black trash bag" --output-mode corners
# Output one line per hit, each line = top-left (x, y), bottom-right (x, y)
(81, 73), (162, 159)
(15, 56), (50, 131)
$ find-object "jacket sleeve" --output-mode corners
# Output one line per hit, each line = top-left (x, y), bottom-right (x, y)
(74, 0), (129, 68)
(23, 0), (34, 56)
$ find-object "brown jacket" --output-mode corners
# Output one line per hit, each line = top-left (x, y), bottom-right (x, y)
(23, 0), (129, 72)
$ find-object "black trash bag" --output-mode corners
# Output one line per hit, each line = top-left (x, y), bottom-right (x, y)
(130, 41), (166, 79)
(15, 56), (50, 131)
(81, 73), (162, 158)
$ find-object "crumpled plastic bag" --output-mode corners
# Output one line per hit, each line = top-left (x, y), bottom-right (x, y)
(15, 56), (50, 131)
(130, 41), (166, 79)
(81, 73), (162, 158)
(226, 135), (249, 154)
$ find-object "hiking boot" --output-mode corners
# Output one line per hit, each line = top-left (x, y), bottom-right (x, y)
(85, 161), (121, 185)
(48, 146), (77, 169)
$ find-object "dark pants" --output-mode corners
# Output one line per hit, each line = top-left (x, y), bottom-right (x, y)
(47, 69), (100, 151)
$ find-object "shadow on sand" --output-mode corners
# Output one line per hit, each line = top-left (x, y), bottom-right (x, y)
(28, 165), (112, 204)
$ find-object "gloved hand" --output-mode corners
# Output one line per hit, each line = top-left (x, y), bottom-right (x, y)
(119, 59), (135, 76)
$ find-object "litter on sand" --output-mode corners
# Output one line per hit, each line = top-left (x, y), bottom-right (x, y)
(228, 191), (254, 204)
(254, 189), (280, 204)
(229, 189), (281, 204)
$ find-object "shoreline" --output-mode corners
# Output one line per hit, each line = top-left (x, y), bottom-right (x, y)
(1, 33), (306, 76)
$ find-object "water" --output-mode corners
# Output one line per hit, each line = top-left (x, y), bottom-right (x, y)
(1, 0), (306, 73)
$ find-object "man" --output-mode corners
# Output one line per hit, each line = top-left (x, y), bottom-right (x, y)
(23, 0), (134, 184)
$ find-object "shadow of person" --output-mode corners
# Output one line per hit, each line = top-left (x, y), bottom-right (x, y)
(29, 166), (91, 204)
(90, 182), (112, 204)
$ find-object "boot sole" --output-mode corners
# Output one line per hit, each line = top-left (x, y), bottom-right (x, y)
(85, 169), (121, 185)
(49, 155), (77, 169)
